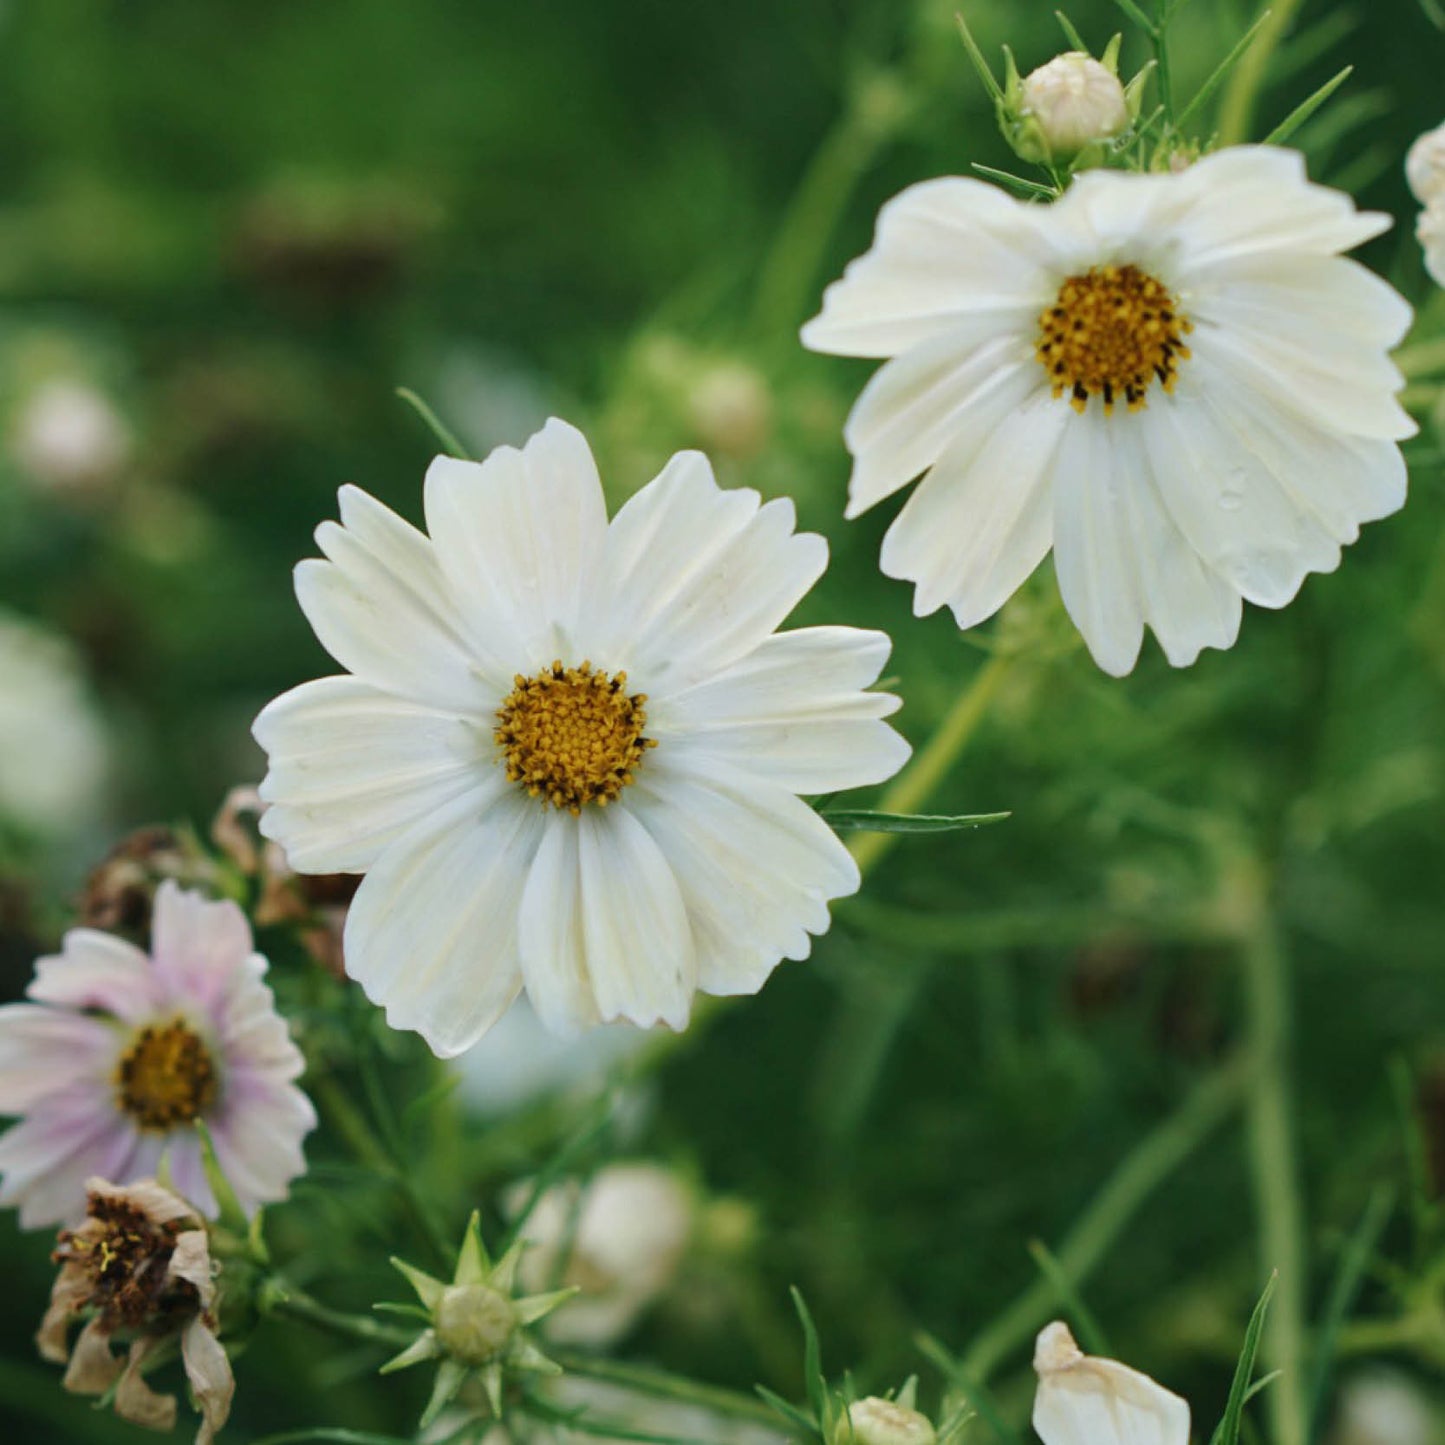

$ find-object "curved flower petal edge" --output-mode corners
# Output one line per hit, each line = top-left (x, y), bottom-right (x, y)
(0, 881), (317, 1230)
(1033, 1321), (1190, 1445)
(253, 418), (911, 1057)
(803, 144), (1416, 677)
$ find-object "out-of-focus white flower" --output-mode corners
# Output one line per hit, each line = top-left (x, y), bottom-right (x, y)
(454, 998), (648, 1118)
(11, 378), (130, 494)
(0, 882), (316, 1229)
(1417, 201), (1445, 288)
(253, 419), (909, 1056)
(512, 1162), (693, 1345)
(836, 1396), (937, 1445)
(1032, 1322), (1189, 1445)
(1019, 53), (1129, 160)
(688, 359), (773, 459)
(1333, 1371), (1439, 1445)
(803, 147), (1414, 676)
(0, 609), (110, 839)
(1407, 122), (1445, 205)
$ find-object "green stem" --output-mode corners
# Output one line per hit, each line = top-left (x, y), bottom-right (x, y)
(958, 1051), (1252, 1380)
(267, 1285), (414, 1349)
(1239, 884), (1308, 1445)
(1152, 0), (1175, 123)
(1216, 0), (1307, 146)
(549, 1351), (787, 1431)
(850, 650), (1013, 877)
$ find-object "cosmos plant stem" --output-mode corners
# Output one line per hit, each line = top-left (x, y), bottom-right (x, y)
(549, 1352), (788, 1430)
(1215, 0), (1307, 147)
(850, 649), (1013, 877)
(267, 1285), (413, 1347)
(1239, 887), (1309, 1445)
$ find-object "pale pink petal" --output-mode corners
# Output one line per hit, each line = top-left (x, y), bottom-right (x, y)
(149, 882), (255, 1018)
(0, 1005), (117, 1112)
(28, 930), (164, 1022)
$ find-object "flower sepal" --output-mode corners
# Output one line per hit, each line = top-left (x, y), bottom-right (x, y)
(381, 1210), (576, 1428)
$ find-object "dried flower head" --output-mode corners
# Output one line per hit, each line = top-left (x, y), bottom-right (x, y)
(38, 1177), (234, 1445)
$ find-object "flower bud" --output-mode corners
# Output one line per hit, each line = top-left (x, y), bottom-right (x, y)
(434, 1283), (516, 1365)
(1014, 52), (1129, 162)
(1407, 121), (1445, 205)
(1418, 199), (1445, 288)
(835, 1397), (937, 1445)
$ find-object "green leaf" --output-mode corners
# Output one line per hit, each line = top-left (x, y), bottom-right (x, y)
(954, 13), (1004, 103)
(1261, 66), (1352, 146)
(755, 1384), (821, 1435)
(396, 387), (472, 460)
(1176, 10), (1273, 129)
(1026, 1240), (1111, 1356)
(1208, 1273), (1278, 1445)
(916, 1333), (1022, 1445)
(1305, 1186), (1395, 1435)
(1054, 11), (1090, 52)
(791, 1287), (832, 1433)
(970, 164), (1059, 200)
(823, 809), (1011, 835)
(1109, 0), (1159, 37)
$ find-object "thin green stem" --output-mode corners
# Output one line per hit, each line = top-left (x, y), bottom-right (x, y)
(1152, 0), (1175, 123)
(1239, 885), (1308, 1445)
(1216, 0), (1306, 146)
(268, 1285), (414, 1349)
(850, 650), (1013, 877)
(958, 1051), (1252, 1380)
(549, 1351), (787, 1431)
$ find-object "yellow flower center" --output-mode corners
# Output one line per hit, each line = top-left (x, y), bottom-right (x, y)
(494, 661), (655, 813)
(115, 1018), (218, 1132)
(1036, 263), (1192, 414)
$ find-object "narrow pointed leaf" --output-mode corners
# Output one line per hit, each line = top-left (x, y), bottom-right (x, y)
(824, 809), (1010, 835)
(1026, 1240), (1111, 1356)
(419, 1359), (469, 1431)
(955, 13), (1005, 102)
(396, 388), (472, 461)
(390, 1257), (445, 1310)
(755, 1384), (820, 1434)
(380, 1330), (439, 1375)
(1208, 1273), (1278, 1445)
(969, 164), (1058, 200)
(1177, 11), (1274, 129)
(790, 1287), (831, 1433)
(1054, 11), (1090, 50)
(456, 1210), (491, 1286)
(1261, 66), (1352, 146)
(515, 1286), (580, 1325)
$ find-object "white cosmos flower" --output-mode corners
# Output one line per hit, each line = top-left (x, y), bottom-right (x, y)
(803, 146), (1415, 676)
(1406, 121), (1445, 206)
(1032, 1322), (1189, 1445)
(253, 419), (909, 1056)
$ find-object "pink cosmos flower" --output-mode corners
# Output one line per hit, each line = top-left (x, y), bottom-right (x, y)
(0, 881), (316, 1229)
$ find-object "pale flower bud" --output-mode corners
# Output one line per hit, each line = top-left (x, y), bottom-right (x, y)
(1417, 199), (1445, 288)
(12, 378), (130, 494)
(1033, 1322), (1190, 1445)
(835, 1397), (937, 1445)
(1406, 121), (1445, 205)
(1019, 53), (1129, 159)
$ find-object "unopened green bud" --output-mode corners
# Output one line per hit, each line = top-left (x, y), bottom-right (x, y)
(835, 1397), (938, 1445)
(434, 1283), (516, 1364)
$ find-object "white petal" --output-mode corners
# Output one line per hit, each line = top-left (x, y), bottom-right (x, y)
(294, 486), (491, 711)
(627, 753), (858, 996)
(842, 332), (1038, 518)
(1172, 146), (1392, 268)
(574, 806), (696, 1031)
(208, 1076), (316, 1214)
(149, 882), (255, 1018)
(0, 1006), (116, 1112)
(255, 675), (493, 873)
(1111, 420), (1242, 668)
(517, 817), (595, 1034)
(423, 418), (608, 673)
(879, 386), (1067, 626)
(342, 782), (540, 1057)
(28, 930), (164, 1022)
(583, 451), (827, 693)
(1050, 411), (1146, 676)
(652, 627), (909, 794)
(1033, 1323), (1190, 1445)
(1143, 369), (1344, 608)
(802, 176), (1058, 357)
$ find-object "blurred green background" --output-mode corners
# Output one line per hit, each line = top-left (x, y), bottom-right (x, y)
(3, 0), (1445, 1441)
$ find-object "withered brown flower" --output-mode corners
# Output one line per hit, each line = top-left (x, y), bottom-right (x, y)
(38, 1177), (234, 1444)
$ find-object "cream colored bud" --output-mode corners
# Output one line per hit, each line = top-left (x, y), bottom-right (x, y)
(1033, 1322), (1189, 1445)
(434, 1283), (516, 1364)
(1407, 122), (1445, 204)
(1020, 53), (1129, 157)
(836, 1398), (936, 1445)
(1418, 200), (1445, 288)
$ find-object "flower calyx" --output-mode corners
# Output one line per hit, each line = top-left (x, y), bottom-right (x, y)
(382, 1211), (575, 1429)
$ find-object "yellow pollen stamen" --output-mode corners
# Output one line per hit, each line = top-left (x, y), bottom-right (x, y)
(1036, 263), (1192, 415)
(494, 660), (655, 814)
(115, 1018), (218, 1132)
